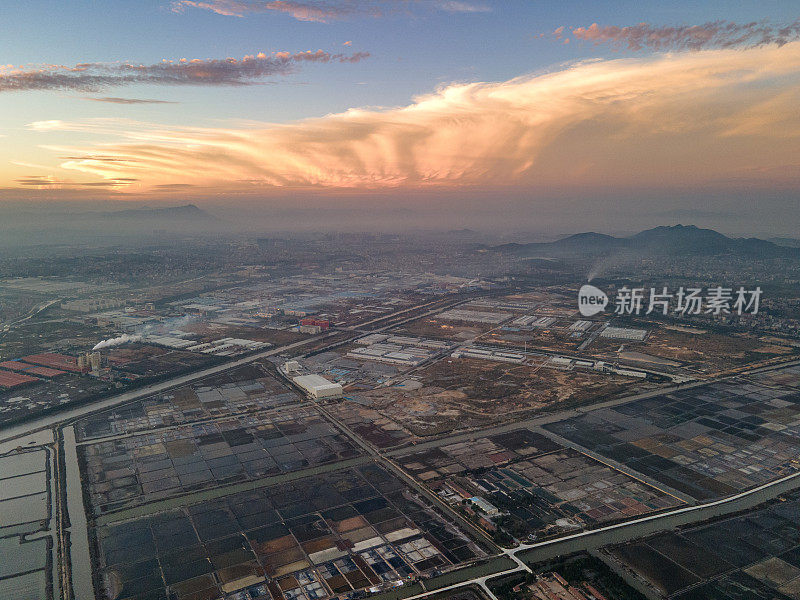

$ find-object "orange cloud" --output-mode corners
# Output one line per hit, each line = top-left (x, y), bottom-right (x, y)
(172, 0), (363, 21)
(32, 43), (800, 195)
(14, 175), (136, 189)
(0, 50), (369, 93)
(171, 0), (490, 21)
(563, 19), (800, 52)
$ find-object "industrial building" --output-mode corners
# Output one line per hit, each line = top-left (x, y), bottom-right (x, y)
(599, 326), (648, 341)
(451, 346), (525, 364)
(185, 337), (269, 356)
(437, 308), (512, 324)
(568, 320), (593, 332)
(347, 335), (452, 367)
(546, 356), (646, 378)
(356, 333), (390, 345)
(292, 374), (343, 400)
(77, 351), (102, 373)
(347, 344), (432, 367)
(511, 315), (556, 328)
(549, 356), (573, 368)
(0, 370), (38, 389)
(388, 335), (452, 350)
(299, 317), (330, 330)
(144, 334), (196, 349)
(469, 496), (501, 517)
(283, 360), (302, 374)
(298, 324), (324, 334)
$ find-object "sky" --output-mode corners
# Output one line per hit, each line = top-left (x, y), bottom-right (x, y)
(1, 1), (800, 234)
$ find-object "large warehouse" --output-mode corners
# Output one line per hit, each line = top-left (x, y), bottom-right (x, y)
(292, 374), (343, 400)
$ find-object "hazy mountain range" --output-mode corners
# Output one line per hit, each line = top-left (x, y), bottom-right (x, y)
(0, 204), (223, 247)
(9, 203), (217, 224)
(495, 225), (800, 259)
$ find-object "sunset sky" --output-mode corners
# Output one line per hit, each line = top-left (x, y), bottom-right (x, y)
(2, 1), (800, 232)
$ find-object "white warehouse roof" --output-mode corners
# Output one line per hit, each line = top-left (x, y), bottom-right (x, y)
(292, 374), (343, 399)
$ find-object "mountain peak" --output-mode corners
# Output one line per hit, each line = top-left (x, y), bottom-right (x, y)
(495, 224), (796, 259)
(630, 224), (729, 248)
(107, 204), (215, 221)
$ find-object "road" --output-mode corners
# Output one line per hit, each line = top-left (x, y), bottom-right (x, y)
(393, 468), (800, 600)
(0, 297), (62, 337)
(382, 373), (726, 461)
(0, 295), (473, 445)
(317, 356), (800, 600)
(0, 294), (477, 600)
(345, 297), (460, 331)
(0, 334), (323, 444)
(3, 290), (798, 600)
(317, 401), (500, 552)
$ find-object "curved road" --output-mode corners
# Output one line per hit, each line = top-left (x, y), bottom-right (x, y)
(396, 469), (800, 600)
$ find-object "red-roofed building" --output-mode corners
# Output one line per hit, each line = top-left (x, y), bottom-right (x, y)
(0, 370), (39, 389)
(0, 360), (66, 378)
(300, 318), (330, 330)
(24, 366), (67, 378)
(21, 353), (82, 373)
(0, 361), (34, 372)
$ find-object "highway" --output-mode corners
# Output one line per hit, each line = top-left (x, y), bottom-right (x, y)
(317, 401), (501, 551)
(393, 468), (800, 600)
(319, 356), (800, 600)
(0, 334), (322, 444)
(0, 297), (63, 337)
(2, 291), (798, 600)
(0, 295), (475, 600)
(0, 295), (466, 445)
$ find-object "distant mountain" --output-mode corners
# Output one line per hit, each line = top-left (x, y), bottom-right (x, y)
(495, 225), (800, 259)
(81, 204), (216, 222)
(494, 232), (616, 254)
(0, 204), (222, 247)
(442, 228), (486, 242)
(4, 203), (217, 224)
(769, 237), (800, 248)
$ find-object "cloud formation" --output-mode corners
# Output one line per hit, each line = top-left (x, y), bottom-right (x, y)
(0, 50), (369, 93)
(31, 43), (800, 195)
(435, 1), (489, 14)
(558, 19), (800, 52)
(172, 0), (363, 20)
(85, 96), (178, 104)
(15, 175), (137, 189)
(171, 0), (489, 21)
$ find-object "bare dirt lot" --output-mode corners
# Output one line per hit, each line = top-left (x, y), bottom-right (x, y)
(590, 327), (799, 374)
(350, 357), (646, 437)
(392, 318), (494, 342)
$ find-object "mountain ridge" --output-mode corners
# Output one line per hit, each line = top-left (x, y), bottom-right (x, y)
(494, 225), (799, 259)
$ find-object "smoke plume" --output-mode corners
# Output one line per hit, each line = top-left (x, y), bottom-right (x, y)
(92, 334), (141, 350)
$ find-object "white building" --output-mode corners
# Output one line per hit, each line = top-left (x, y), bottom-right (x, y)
(469, 496), (501, 517)
(451, 346), (524, 364)
(292, 374), (343, 400)
(600, 326), (648, 341)
(283, 360), (302, 374)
